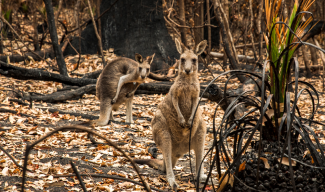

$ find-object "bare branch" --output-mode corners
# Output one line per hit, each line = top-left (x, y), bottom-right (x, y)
(21, 125), (152, 192)
(86, 0), (106, 67)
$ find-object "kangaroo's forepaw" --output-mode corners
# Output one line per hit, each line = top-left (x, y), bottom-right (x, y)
(111, 98), (117, 104)
(126, 92), (133, 98)
(187, 118), (193, 127)
(179, 117), (186, 127)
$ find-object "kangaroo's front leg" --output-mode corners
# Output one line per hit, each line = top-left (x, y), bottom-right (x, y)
(171, 91), (185, 127)
(112, 75), (130, 104)
(188, 96), (199, 126)
(126, 82), (140, 98)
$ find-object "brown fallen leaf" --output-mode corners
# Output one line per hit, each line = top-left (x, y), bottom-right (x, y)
(217, 173), (234, 192)
(26, 126), (38, 134)
(238, 161), (246, 172)
(260, 157), (270, 169)
(44, 182), (65, 188)
(262, 109), (274, 125)
(277, 157), (297, 166)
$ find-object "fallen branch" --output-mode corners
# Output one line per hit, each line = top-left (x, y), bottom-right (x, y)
(235, 42), (266, 49)
(43, 108), (98, 120)
(21, 125), (152, 192)
(210, 52), (255, 63)
(0, 145), (33, 172)
(53, 174), (166, 192)
(0, 61), (96, 86)
(0, 108), (35, 118)
(299, 65), (324, 71)
(70, 161), (87, 192)
(0, 49), (54, 63)
(81, 69), (175, 81)
(20, 84), (96, 103)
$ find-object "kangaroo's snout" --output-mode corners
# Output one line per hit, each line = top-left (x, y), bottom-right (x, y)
(185, 69), (191, 74)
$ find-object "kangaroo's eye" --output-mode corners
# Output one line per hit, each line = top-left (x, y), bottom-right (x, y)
(181, 58), (185, 63)
(147, 68), (150, 73)
(139, 67), (142, 71)
(192, 59), (197, 63)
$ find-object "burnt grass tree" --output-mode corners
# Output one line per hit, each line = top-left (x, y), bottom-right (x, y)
(64, 0), (179, 72)
(192, 1), (325, 192)
(197, 53), (325, 191)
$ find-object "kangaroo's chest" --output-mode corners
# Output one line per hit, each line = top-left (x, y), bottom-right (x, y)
(177, 83), (199, 115)
(178, 83), (199, 97)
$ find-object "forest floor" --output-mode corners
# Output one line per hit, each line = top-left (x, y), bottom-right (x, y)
(1, 5), (325, 192)
(1, 51), (325, 191)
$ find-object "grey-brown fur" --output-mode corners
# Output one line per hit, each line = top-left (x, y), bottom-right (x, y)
(134, 39), (208, 189)
(94, 54), (155, 126)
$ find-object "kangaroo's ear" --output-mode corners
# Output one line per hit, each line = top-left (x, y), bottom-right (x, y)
(195, 40), (207, 56)
(146, 53), (155, 65)
(135, 53), (143, 63)
(175, 38), (184, 54)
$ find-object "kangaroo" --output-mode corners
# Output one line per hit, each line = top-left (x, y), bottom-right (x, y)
(134, 39), (208, 190)
(94, 53), (155, 126)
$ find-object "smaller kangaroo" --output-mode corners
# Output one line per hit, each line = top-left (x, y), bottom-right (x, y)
(134, 39), (208, 190)
(94, 53), (155, 126)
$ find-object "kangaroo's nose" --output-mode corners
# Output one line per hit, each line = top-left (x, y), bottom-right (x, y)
(185, 69), (191, 74)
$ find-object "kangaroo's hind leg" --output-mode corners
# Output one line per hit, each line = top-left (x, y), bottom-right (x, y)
(96, 98), (113, 126)
(192, 119), (207, 182)
(152, 110), (178, 190)
(125, 97), (133, 123)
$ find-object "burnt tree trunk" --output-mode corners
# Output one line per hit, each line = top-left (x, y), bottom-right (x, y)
(43, 0), (68, 76)
(64, 0), (179, 72)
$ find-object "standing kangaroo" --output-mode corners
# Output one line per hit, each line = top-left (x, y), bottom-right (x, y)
(94, 53), (155, 126)
(134, 39), (208, 189)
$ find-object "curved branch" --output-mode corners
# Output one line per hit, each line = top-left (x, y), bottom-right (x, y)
(21, 125), (151, 192)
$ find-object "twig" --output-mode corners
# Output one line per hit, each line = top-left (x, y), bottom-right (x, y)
(165, 8), (218, 29)
(67, 0), (120, 34)
(213, 0), (246, 83)
(55, 0), (63, 26)
(8, 99), (29, 106)
(235, 41), (266, 49)
(0, 15), (45, 62)
(214, 0), (240, 65)
(86, 0), (106, 67)
(68, 39), (79, 55)
(96, 0), (102, 41)
(21, 125), (152, 192)
(256, 0), (264, 61)
(210, 52), (255, 63)
(53, 174), (166, 192)
(70, 161), (87, 192)
(163, 16), (181, 37)
(314, 39), (325, 90)
(206, 0), (212, 64)
(178, 0), (187, 46)
(248, 0), (257, 62)
(0, 145), (33, 172)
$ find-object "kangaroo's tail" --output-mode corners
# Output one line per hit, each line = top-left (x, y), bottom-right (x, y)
(134, 159), (164, 171)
